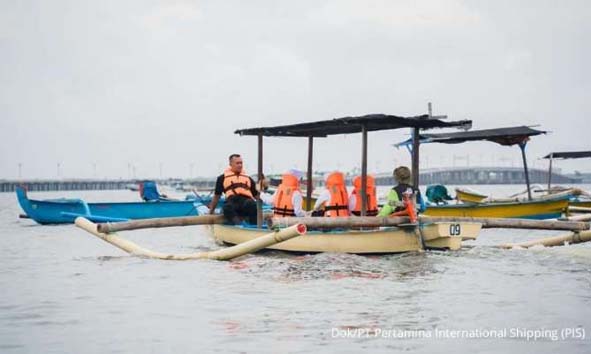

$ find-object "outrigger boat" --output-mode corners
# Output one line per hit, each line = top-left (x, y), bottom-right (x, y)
(73, 114), (591, 258)
(397, 126), (575, 219)
(210, 113), (481, 253)
(16, 185), (204, 224)
(542, 151), (591, 209)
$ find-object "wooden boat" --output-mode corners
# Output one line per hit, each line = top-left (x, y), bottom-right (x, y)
(424, 196), (569, 219)
(442, 186), (574, 219)
(227, 113), (481, 253)
(212, 221), (481, 253)
(16, 186), (203, 224)
(571, 200), (591, 209)
(455, 187), (487, 203)
(543, 151), (591, 212)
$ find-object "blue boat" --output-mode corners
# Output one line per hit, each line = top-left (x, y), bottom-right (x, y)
(16, 186), (205, 224)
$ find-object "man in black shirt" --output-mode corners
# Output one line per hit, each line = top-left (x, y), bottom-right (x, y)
(209, 154), (259, 225)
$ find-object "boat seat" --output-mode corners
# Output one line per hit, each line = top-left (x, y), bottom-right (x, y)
(140, 181), (166, 201)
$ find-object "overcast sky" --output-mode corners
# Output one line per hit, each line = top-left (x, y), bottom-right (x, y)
(1, 0), (589, 180)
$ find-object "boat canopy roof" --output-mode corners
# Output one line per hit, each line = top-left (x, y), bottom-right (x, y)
(235, 114), (472, 137)
(542, 151), (591, 159)
(396, 126), (546, 147)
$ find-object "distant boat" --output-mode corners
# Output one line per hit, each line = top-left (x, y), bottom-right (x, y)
(436, 185), (582, 219)
(125, 183), (140, 191)
(423, 196), (570, 219)
(16, 186), (204, 224)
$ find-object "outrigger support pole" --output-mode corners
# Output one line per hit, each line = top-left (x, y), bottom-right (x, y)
(361, 124), (368, 216)
(306, 136), (314, 211)
(257, 133), (263, 227)
(519, 141), (532, 201)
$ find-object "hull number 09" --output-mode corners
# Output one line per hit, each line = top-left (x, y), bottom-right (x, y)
(449, 224), (461, 236)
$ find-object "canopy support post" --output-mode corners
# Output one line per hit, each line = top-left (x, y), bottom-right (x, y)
(519, 142), (532, 201)
(361, 124), (368, 216)
(411, 129), (420, 187)
(547, 153), (554, 191)
(257, 134), (263, 227)
(306, 136), (314, 211)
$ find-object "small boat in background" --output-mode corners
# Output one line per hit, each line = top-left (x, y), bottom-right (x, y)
(424, 184), (576, 219)
(16, 186), (205, 224)
(424, 196), (570, 219)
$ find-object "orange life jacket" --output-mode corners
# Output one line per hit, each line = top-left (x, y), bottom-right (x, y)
(222, 167), (254, 199)
(324, 172), (349, 217)
(273, 173), (300, 217)
(351, 175), (378, 216)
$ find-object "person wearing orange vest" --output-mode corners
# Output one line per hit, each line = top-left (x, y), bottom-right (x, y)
(272, 170), (306, 217)
(209, 154), (259, 224)
(312, 171), (349, 217)
(349, 175), (378, 216)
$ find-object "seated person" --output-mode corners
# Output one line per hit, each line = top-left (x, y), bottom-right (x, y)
(378, 166), (425, 217)
(209, 154), (259, 225)
(349, 175), (378, 216)
(272, 170), (306, 217)
(312, 171), (349, 217)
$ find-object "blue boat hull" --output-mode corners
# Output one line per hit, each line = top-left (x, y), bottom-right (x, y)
(16, 187), (202, 224)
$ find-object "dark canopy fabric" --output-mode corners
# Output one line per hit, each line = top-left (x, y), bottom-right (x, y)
(542, 151), (591, 159)
(397, 126), (546, 147)
(235, 114), (472, 137)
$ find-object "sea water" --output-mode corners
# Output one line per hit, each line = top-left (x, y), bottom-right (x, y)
(1, 186), (590, 353)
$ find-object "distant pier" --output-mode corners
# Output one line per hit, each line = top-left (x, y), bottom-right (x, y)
(0, 178), (217, 193)
(415, 167), (581, 185)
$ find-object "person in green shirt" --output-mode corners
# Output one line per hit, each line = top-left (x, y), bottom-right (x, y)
(378, 166), (426, 216)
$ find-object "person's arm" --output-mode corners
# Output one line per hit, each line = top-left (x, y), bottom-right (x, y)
(313, 190), (329, 210)
(209, 194), (221, 214)
(259, 191), (273, 204)
(250, 177), (259, 199)
(378, 189), (397, 216)
(209, 175), (224, 214)
(293, 192), (305, 217)
(348, 194), (356, 214)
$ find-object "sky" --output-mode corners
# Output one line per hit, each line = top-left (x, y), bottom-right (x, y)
(1, 0), (589, 180)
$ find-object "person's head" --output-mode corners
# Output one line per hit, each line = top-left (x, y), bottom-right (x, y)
(281, 171), (299, 188)
(393, 166), (411, 184)
(325, 171), (345, 187)
(228, 154), (243, 173)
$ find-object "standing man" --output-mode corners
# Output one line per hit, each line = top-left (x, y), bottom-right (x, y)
(209, 154), (259, 225)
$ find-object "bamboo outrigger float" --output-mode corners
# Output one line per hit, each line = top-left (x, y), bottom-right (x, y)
(75, 217), (307, 261)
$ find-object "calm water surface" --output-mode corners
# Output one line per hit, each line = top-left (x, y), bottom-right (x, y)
(1, 186), (590, 353)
